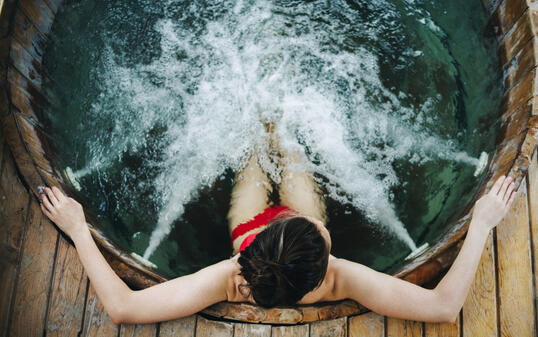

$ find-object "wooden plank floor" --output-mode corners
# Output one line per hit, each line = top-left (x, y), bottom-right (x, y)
(0, 140), (536, 337)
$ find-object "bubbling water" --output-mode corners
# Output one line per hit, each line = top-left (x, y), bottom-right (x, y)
(68, 0), (487, 261)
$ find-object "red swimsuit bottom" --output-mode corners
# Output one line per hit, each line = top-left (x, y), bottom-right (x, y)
(231, 205), (293, 252)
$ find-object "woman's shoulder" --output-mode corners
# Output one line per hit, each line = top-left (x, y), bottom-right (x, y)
(297, 255), (341, 304)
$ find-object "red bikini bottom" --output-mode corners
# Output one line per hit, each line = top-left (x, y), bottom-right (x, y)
(231, 205), (293, 252)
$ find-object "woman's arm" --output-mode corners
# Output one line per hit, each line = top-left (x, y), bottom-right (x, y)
(39, 186), (232, 324)
(332, 175), (516, 323)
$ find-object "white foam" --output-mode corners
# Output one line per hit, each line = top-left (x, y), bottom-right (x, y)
(78, 0), (486, 259)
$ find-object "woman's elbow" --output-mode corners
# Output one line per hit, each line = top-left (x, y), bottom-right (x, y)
(108, 303), (127, 325)
(107, 293), (134, 325)
(432, 291), (460, 323)
(447, 310), (460, 324)
(437, 306), (459, 324)
(110, 315), (122, 326)
(441, 313), (459, 324)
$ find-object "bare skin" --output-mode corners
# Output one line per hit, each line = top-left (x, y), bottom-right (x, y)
(40, 173), (516, 325)
(226, 135), (331, 303)
(228, 141), (326, 254)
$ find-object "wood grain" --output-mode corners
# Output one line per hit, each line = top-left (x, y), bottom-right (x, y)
(488, 133), (525, 182)
(309, 317), (346, 337)
(348, 312), (384, 337)
(0, 145), (31, 337)
(498, 100), (532, 146)
(202, 298), (364, 324)
(424, 314), (460, 337)
(271, 324), (309, 337)
(12, 9), (46, 61)
(8, 67), (41, 122)
(46, 236), (88, 337)
(528, 150), (538, 334)
(386, 318), (422, 337)
(82, 285), (119, 336)
(496, 178), (535, 337)
(500, 68), (534, 117)
(119, 323), (157, 337)
(158, 315), (197, 337)
(482, 0), (502, 14)
(14, 111), (53, 173)
(0, 128), (4, 171)
(9, 200), (58, 337)
(9, 40), (42, 89)
(2, 111), (44, 192)
(494, 0), (528, 37)
(462, 232), (497, 337)
(234, 322), (271, 337)
(0, 224), (19, 337)
(0, 145), (29, 264)
(500, 11), (533, 67)
(0, 0), (17, 38)
(195, 316), (234, 337)
(18, 0), (55, 36)
(503, 38), (536, 91)
(42, 0), (62, 14)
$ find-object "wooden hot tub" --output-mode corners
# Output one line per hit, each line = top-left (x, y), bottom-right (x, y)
(1, 0), (536, 324)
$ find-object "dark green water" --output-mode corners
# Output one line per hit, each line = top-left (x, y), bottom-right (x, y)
(42, 0), (502, 278)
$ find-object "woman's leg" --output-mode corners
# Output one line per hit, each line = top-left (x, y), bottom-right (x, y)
(278, 149), (327, 224)
(228, 154), (273, 254)
(265, 124), (326, 224)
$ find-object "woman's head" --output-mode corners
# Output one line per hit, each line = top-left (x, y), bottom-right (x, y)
(237, 214), (331, 307)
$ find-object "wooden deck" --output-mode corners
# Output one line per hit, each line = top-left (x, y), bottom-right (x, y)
(1, 125), (536, 336)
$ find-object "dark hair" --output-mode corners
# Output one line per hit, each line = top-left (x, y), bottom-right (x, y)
(237, 215), (330, 307)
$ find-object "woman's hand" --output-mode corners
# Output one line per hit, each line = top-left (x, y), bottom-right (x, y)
(39, 186), (88, 239)
(38, 185), (231, 324)
(471, 175), (516, 235)
(334, 174), (519, 323)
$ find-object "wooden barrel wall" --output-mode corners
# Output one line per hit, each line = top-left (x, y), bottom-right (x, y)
(0, 0), (536, 324)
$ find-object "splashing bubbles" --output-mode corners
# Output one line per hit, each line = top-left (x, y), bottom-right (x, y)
(474, 152), (489, 177)
(67, 0), (490, 261)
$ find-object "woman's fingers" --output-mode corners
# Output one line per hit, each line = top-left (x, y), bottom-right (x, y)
(51, 186), (66, 202)
(503, 182), (515, 202)
(40, 202), (53, 219)
(491, 175), (506, 195)
(506, 189), (516, 208)
(40, 193), (55, 213)
(498, 176), (512, 197)
(45, 187), (59, 206)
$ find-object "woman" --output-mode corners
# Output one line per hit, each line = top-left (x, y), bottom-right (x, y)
(39, 139), (516, 324)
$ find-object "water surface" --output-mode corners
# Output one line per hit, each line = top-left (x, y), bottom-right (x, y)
(42, 0), (502, 278)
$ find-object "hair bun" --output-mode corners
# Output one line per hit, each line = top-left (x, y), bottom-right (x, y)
(237, 216), (330, 307)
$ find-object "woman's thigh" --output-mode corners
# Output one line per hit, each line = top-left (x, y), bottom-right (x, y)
(278, 152), (327, 224)
(227, 156), (272, 252)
